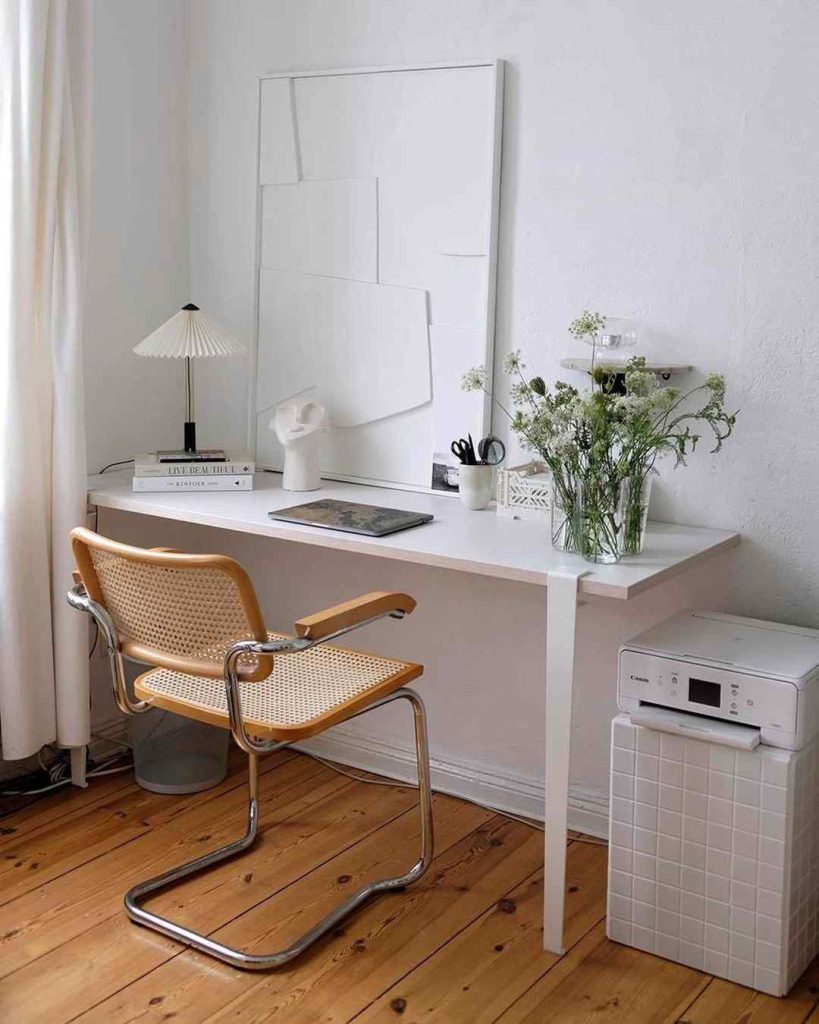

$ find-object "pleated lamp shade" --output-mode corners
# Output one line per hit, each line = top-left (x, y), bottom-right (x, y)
(133, 304), (245, 455)
(133, 304), (246, 359)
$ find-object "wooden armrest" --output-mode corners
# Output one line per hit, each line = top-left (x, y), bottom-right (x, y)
(295, 591), (416, 641)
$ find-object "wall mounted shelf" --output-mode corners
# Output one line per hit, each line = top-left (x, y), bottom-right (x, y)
(559, 357), (693, 381)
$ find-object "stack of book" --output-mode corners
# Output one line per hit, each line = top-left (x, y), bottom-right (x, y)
(132, 450), (255, 492)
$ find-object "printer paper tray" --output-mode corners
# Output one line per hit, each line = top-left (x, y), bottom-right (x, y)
(630, 706), (761, 750)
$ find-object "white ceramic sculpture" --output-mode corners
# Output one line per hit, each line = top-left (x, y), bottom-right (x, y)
(271, 396), (327, 491)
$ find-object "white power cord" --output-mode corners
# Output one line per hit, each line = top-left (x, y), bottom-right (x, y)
(3, 739), (604, 846)
(1, 750), (133, 797)
(300, 752), (607, 845)
(301, 751), (546, 833)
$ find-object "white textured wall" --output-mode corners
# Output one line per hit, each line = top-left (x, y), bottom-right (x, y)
(185, 0), (819, 624)
(79, 0), (191, 733)
(84, 0), (190, 474)
(82, 0), (819, 817)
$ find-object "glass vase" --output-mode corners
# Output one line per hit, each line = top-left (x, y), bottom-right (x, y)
(619, 471), (653, 556)
(550, 476), (581, 555)
(551, 473), (631, 565)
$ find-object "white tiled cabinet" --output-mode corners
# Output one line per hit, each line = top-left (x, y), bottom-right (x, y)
(607, 713), (819, 996)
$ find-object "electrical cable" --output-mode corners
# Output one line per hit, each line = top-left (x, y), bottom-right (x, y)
(83, 460), (128, 531)
(300, 753), (608, 843)
(300, 751), (547, 833)
(98, 459), (133, 474)
(132, 709), (167, 747)
(89, 620), (99, 658)
(91, 730), (134, 751)
(85, 763), (133, 778)
(4, 743), (604, 843)
(1, 749), (134, 797)
(1, 777), (71, 797)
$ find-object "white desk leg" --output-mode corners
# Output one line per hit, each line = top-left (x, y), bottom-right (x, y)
(70, 745), (88, 788)
(543, 568), (587, 953)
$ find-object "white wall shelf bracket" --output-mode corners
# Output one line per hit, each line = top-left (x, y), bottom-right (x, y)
(559, 357), (693, 381)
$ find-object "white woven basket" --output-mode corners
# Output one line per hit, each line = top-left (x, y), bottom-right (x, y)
(496, 461), (552, 522)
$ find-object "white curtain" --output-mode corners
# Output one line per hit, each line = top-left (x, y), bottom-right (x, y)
(0, 0), (91, 761)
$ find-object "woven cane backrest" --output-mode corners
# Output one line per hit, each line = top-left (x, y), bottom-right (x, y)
(71, 528), (271, 681)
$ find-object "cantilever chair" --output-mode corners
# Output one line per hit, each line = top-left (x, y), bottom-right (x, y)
(67, 527), (433, 970)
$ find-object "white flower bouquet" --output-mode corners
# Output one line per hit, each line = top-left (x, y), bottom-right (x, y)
(463, 312), (737, 562)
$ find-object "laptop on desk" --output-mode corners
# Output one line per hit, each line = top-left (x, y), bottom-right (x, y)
(268, 499), (433, 538)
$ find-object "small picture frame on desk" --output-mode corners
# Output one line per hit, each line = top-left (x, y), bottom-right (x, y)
(431, 455), (460, 494)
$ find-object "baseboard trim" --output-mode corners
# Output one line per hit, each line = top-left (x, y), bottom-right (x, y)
(295, 728), (609, 840)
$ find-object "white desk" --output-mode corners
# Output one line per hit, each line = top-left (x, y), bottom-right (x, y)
(88, 471), (739, 951)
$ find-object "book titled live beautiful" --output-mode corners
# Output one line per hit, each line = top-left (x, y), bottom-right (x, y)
(134, 451), (254, 477)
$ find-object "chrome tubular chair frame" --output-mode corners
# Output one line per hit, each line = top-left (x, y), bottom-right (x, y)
(123, 687), (433, 970)
(67, 583), (151, 716)
(67, 583), (434, 971)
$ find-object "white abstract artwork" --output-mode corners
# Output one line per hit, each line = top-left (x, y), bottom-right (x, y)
(256, 269), (431, 428)
(253, 61), (503, 490)
(261, 178), (378, 282)
(258, 78), (300, 184)
(378, 177), (489, 328)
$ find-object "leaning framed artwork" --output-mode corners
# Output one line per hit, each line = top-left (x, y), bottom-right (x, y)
(249, 60), (504, 493)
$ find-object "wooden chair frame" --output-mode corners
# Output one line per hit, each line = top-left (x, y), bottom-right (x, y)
(67, 529), (433, 970)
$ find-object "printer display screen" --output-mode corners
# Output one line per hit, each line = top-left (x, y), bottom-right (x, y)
(688, 677), (721, 708)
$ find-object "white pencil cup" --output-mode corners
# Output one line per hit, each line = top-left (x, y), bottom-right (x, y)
(458, 464), (494, 510)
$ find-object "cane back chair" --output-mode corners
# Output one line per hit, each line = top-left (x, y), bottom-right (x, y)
(67, 527), (433, 970)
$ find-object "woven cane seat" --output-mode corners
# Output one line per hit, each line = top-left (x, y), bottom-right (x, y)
(134, 633), (422, 741)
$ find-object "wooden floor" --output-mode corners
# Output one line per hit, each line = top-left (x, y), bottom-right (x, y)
(1, 751), (818, 1023)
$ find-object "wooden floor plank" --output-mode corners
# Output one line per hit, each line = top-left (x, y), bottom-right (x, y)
(0, 770), (416, 1023)
(74, 794), (493, 1024)
(197, 815), (541, 1024)
(2, 753), (819, 1024)
(0, 791), (151, 907)
(354, 840), (608, 1023)
(0, 749), (294, 908)
(497, 931), (710, 1023)
(0, 752), (324, 978)
(201, 814), (541, 1024)
(0, 771), (134, 843)
(0, 744), (264, 847)
(677, 953), (819, 1023)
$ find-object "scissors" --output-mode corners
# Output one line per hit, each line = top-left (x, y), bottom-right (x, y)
(450, 434), (506, 467)
(450, 435), (477, 465)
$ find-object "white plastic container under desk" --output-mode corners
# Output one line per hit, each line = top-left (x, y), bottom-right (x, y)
(607, 713), (819, 996)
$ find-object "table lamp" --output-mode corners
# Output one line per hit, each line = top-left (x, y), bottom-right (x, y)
(133, 304), (246, 457)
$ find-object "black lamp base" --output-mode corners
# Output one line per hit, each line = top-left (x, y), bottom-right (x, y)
(184, 421), (196, 453)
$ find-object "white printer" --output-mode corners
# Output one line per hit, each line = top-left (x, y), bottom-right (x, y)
(618, 610), (819, 750)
